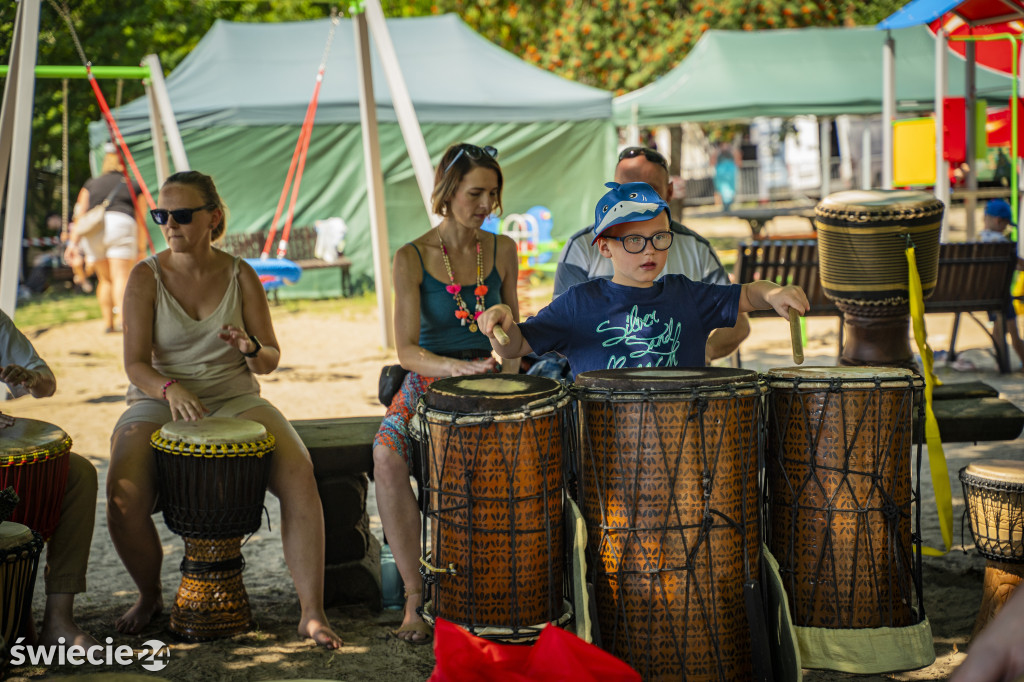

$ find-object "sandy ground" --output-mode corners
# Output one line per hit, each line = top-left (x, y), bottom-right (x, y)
(0, 210), (1021, 680)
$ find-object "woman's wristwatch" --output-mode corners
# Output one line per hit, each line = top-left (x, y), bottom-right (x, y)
(242, 334), (262, 358)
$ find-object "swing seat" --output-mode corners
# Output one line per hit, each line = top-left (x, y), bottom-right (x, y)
(246, 258), (303, 289)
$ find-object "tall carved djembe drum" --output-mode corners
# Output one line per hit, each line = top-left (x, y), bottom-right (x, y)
(815, 190), (943, 368)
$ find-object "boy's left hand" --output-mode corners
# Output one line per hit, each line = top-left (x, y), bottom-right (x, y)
(764, 285), (810, 319)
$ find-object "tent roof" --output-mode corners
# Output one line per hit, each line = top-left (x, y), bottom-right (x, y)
(111, 14), (611, 132)
(878, 0), (1024, 30)
(612, 25), (1015, 125)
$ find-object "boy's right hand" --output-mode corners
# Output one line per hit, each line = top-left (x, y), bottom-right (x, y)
(478, 304), (514, 343)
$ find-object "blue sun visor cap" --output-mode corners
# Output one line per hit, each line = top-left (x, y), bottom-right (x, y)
(592, 181), (671, 244)
(985, 198), (1017, 226)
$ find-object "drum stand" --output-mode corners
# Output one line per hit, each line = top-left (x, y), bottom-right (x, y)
(840, 310), (920, 372)
(171, 537), (252, 641)
(972, 560), (1024, 640)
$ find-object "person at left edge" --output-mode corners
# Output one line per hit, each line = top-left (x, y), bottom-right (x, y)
(0, 309), (99, 648)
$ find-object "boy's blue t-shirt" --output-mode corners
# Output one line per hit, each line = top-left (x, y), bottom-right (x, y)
(520, 275), (741, 376)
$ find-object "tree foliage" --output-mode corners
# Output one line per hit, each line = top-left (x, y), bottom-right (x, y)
(2, 0), (907, 232)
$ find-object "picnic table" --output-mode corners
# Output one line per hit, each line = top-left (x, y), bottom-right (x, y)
(688, 205), (817, 238)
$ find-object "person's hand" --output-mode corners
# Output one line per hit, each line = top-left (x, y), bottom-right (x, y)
(0, 364), (39, 391)
(218, 325), (257, 356)
(450, 356), (498, 377)
(164, 381), (209, 422)
(477, 304), (514, 344)
(0, 411), (14, 429)
(950, 587), (1024, 681)
(764, 284), (809, 320)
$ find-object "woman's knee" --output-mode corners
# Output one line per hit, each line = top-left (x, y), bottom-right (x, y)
(372, 445), (410, 485)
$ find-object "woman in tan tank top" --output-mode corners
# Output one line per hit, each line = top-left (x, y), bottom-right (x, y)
(106, 170), (341, 649)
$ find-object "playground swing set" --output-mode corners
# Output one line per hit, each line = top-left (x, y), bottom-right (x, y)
(1, 0), (342, 310)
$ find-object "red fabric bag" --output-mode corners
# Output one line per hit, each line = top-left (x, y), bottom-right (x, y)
(428, 618), (641, 682)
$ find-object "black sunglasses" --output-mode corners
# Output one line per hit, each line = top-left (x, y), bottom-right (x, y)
(443, 144), (498, 175)
(618, 146), (669, 172)
(150, 204), (217, 225)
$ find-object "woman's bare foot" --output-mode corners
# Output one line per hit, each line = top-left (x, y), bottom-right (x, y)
(115, 595), (163, 635)
(299, 614), (343, 649)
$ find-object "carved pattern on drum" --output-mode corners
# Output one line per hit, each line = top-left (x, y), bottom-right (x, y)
(767, 379), (916, 629)
(171, 537), (252, 641)
(424, 408), (567, 635)
(578, 387), (761, 682)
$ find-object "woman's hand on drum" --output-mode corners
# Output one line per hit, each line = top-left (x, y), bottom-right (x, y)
(450, 356), (498, 377)
(165, 382), (209, 422)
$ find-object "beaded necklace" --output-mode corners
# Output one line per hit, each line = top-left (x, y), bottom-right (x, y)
(437, 228), (488, 333)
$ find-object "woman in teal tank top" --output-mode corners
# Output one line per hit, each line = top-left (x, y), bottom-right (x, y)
(373, 142), (521, 644)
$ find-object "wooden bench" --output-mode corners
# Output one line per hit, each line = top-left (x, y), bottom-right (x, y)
(219, 225), (354, 298)
(734, 238), (1020, 372)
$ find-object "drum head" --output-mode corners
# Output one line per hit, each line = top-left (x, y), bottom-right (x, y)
(964, 459), (1024, 485)
(424, 374), (563, 413)
(159, 417), (267, 445)
(575, 367), (758, 392)
(816, 189), (943, 216)
(0, 521), (34, 550)
(766, 365), (918, 388)
(0, 418), (70, 462)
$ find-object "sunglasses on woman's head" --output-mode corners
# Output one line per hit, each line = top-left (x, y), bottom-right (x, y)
(150, 204), (217, 225)
(618, 146), (669, 172)
(443, 144), (498, 175)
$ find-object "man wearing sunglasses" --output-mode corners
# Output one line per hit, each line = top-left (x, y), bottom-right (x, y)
(552, 146), (750, 363)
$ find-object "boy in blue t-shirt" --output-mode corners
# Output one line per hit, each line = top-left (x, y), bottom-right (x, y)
(478, 181), (809, 376)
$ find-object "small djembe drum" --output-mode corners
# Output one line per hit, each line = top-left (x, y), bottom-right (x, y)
(0, 418), (71, 539)
(815, 189), (943, 368)
(419, 374), (572, 642)
(0, 521), (44, 657)
(151, 417), (274, 641)
(960, 460), (1024, 640)
(575, 368), (764, 682)
(765, 366), (934, 673)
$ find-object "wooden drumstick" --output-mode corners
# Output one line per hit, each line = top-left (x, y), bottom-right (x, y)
(789, 309), (804, 365)
(493, 326), (510, 346)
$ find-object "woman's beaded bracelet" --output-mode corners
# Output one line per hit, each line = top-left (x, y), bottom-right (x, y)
(162, 379), (178, 400)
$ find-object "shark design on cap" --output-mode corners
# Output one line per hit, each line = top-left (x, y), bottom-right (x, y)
(592, 181), (670, 244)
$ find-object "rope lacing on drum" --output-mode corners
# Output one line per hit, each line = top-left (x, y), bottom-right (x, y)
(959, 507), (971, 556)
(179, 555), (245, 576)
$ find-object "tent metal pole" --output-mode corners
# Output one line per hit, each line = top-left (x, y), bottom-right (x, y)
(882, 32), (895, 189)
(0, 0), (41, 319)
(355, 11), (395, 349)
(935, 28), (950, 238)
(861, 124), (872, 189)
(142, 54), (189, 175)
(144, 81), (171, 187)
(363, 0), (437, 227)
(965, 41), (977, 239)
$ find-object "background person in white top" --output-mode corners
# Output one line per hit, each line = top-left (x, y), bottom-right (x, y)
(553, 146), (750, 362)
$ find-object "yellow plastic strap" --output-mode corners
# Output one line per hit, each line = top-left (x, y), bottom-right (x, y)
(1012, 270), (1023, 316)
(906, 246), (953, 556)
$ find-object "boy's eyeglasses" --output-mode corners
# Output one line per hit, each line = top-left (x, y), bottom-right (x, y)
(606, 231), (674, 254)
(443, 144), (498, 175)
(150, 204), (217, 225)
(618, 146), (669, 172)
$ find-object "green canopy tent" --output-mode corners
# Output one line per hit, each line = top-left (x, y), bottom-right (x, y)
(612, 24), (1014, 125)
(90, 14), (615, 297)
